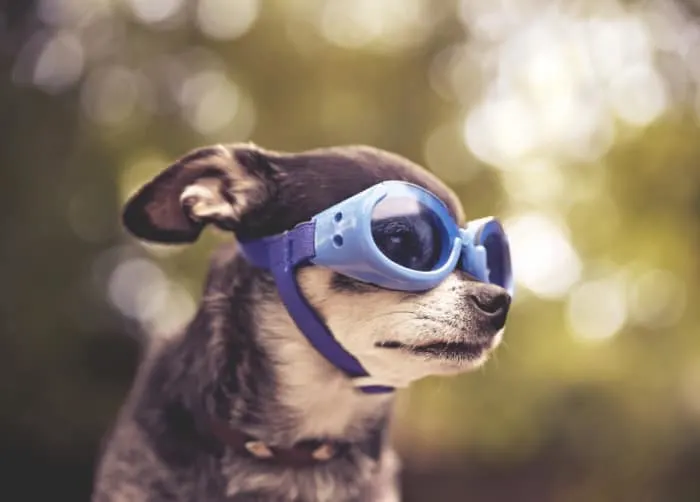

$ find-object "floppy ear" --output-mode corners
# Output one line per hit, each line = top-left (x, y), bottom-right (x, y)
(122, 143), (274, 243)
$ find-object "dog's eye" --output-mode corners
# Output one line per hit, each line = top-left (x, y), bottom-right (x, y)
(371, 198), (442, 271)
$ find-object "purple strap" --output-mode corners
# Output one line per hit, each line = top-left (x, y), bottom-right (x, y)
(239, 222), (394, 394)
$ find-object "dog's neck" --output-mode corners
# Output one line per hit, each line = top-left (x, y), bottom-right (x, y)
(194, 249), (394, 448)
(253, 297), (393, 444)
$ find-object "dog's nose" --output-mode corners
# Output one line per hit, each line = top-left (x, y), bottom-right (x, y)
(468, 285), (511, 329)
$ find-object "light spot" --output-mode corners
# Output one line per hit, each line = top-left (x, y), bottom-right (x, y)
(464, 96), (539, 168)
(80, 65), (142, 125)
(16, 31), (84, 94)
(153, 282), (197, 336)
(178, 71), (242, 135)
(195, 0), (260, 40)
(504, 212), (582, 299)
(318, 0), (433, 51)
(38, 0), (111, 27)
(457, 0), (529, 42)
(107, 258), (168, 322)
(458, 5), (676, 170)
(679, 362), (700, 416)
(125, 0), (185, 25)
(586, 16), (654, 80)
(607, 64), (668, 126)
(424, 121), (480, 183)
(107, 258), (196, 336)
(567, 275), (628, 342)
(628, 268), (686, 328)
(500, 158), (565, 208)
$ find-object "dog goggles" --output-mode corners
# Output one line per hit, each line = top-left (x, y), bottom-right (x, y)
(239, 181), (513, 393)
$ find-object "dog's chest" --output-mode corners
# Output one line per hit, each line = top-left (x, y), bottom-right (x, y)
(283, 377), (381, 440)
(258, 311), (389, 440)
(218, 454), (390, 502)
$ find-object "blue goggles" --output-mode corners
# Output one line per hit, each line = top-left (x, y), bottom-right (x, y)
(310, 181), (513, 294)
(239, 181), (513, 393)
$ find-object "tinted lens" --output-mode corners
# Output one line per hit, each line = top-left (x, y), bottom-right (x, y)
(371, 196), (443, 271)
(482, 229), (511, 289)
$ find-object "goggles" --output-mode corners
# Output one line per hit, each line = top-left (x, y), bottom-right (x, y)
(240, 181), (513, 393)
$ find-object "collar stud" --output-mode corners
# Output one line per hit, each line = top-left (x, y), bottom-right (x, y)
(311, 443), (336, 461)
(244, 440), (275, 459)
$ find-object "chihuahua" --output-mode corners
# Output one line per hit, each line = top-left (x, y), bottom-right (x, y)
(92, 144), (512, 502)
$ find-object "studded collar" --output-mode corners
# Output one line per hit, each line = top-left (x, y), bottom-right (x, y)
(204, 414), (385, 467)
(206, 416), (350, 466)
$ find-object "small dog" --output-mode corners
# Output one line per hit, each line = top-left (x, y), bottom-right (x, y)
(92, 144), (511, 502)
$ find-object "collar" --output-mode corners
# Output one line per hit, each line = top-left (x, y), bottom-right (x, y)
(239, 222), (394, 395)
(205, 415), (384, 467)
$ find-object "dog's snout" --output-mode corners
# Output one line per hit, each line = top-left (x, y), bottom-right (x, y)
(470, 290), (510, 315)
(468, 285), (511, 329)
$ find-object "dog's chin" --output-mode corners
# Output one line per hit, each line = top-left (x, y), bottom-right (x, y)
(375, 329), (504, 373)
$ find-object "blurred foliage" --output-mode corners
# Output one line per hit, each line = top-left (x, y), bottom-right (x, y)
(1, 0), (700, 500)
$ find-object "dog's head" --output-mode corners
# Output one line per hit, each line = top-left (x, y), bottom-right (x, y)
(123, 143), (510, 388)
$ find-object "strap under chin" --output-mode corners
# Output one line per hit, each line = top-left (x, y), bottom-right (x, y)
(352, 375), (410, 393)
(239, 222), (394, 395)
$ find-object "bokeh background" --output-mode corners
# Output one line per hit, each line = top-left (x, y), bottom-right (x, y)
(2, 0), (699, 500)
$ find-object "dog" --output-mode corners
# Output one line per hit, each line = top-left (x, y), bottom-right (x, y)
(92, 143), (511, 502)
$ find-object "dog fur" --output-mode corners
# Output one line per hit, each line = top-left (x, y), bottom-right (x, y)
(92, 144), (511, 502)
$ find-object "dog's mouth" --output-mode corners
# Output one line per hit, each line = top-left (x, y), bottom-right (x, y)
(375, 340), (488, 359)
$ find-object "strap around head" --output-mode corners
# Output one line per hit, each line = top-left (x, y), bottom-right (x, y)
(238, 223), (316, 270)
(239, 222), (394, 394)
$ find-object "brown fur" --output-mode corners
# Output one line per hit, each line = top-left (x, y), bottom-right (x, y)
(93, 144), (509, 502)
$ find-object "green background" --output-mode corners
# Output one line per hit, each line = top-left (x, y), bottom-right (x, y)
(1, 0), (699, 500)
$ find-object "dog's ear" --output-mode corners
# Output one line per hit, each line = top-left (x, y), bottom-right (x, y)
(122, 144), (275, 243)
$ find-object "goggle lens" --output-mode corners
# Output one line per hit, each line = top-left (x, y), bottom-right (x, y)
(460, 219), (513, 294)
(481, 223), (512, 291)
(370, 196), (445, 271)
(369, 195), (513, 293)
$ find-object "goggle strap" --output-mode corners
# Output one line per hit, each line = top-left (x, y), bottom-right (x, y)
(358, 385), (397, 394)
(353, 375), (410, 392)
(240, 223), (395, 395)
(239, 222), (317, 269)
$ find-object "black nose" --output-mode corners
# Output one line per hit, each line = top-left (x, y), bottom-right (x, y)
(468, 286), (511, 328)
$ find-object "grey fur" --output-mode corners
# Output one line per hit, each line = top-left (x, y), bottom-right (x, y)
(93, 144), (510, 502)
